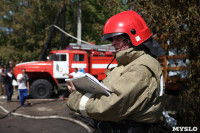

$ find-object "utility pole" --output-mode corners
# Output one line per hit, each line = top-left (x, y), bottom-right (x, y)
(60, 3), (66, 49)
(77, 0), (82, 44)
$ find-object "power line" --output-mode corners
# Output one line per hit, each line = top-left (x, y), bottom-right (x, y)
(45, 25), (91, 45)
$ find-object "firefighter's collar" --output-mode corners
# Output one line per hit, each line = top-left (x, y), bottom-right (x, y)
(116, 47), (145, 66)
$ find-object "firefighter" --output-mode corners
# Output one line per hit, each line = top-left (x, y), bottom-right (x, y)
(67, 10), (166, 133)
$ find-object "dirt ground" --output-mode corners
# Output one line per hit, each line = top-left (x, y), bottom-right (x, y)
(0, 91), (91, 133)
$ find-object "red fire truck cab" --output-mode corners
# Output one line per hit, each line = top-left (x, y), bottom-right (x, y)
(14, 46), (117, 99)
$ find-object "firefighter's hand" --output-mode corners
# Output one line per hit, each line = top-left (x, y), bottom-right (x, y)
(67, 80), (76, 93)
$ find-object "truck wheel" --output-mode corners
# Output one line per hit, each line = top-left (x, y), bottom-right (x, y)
(30, 79), (53, 99)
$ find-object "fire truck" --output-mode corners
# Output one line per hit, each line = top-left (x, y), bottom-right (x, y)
(13, 44), (117, 99)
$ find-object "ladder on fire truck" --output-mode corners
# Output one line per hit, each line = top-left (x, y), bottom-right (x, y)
(68, 43), (116, 52)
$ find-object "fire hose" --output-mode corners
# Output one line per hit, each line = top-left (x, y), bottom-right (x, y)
(0, 102), (93, 133)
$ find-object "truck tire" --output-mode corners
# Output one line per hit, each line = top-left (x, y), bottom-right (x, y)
(30, 79), (53, 99)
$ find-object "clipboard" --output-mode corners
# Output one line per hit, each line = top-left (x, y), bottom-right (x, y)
(65, 73), (112, 96)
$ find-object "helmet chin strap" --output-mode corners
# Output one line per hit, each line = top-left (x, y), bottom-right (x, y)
(107, 55), (116, 70)
(106, 36), (131, 70)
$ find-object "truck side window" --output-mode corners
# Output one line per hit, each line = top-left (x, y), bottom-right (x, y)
(54, 54), (66, 61)
(73, 54), (84, 61)
(49, 54), (54, 61)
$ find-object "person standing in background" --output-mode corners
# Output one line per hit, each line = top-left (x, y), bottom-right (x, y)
(4, 68), (16, 102)
(17, 69), (30, 107)
(0, 66), (6, 99)
(8, 60), (17, 91)
(63, 68), (84, 78)
(3, 64), (7, 71)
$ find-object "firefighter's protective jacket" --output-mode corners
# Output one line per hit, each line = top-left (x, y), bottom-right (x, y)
(67, 47), (165, 123)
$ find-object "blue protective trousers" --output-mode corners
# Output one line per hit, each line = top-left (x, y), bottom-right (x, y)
(18, 89), (28, 106)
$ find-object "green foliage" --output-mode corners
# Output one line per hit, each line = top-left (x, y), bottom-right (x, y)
(0, 0), (63, 64)
(69, 0), (127, 44)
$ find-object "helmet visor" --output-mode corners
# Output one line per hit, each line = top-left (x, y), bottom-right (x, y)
(102, 33), (124, 41)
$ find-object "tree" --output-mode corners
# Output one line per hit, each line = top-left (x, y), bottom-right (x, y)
(81, 0), (129, 44)
(0, 1), (66, 64)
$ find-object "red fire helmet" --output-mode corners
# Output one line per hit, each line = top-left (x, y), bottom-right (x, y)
(103, 10), (152, 46)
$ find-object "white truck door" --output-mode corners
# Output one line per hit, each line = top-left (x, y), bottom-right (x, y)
(53, 53), (69, 78)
